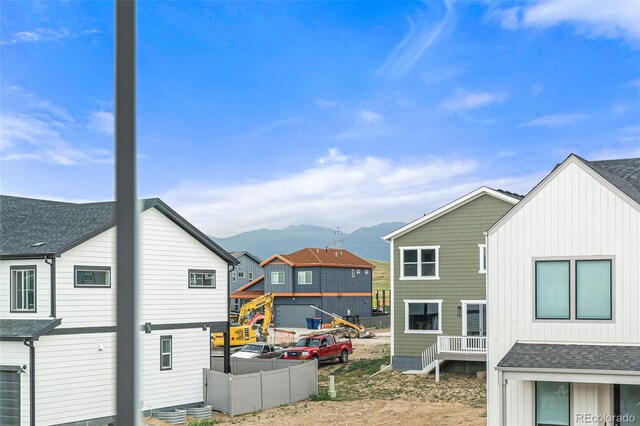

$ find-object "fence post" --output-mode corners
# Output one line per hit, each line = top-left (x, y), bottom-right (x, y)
(315, 358), (318, 395)
(202, 369), (207, 405)
(228, 374), (233, 419)
(288, 366), (293, 404)
(260, 371), (264, 411)
(272, 358), (276, 371)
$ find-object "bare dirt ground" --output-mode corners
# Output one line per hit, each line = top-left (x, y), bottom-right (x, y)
(147, 335), (486, 426)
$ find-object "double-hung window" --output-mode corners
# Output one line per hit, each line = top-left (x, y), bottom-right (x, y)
(188, 270), (216, 288)
(75, 266), (111, 287)
(271, 271), (285, 285)
(400, 246), (439, 279)
(404, 299), (442, 333)
(535, 258), (612, 321)
(298, 271), (312, 285)
(160, 336), (172, 370)
(248, 272), (253, 280)
(11, 266), (36, 312)
(238, 272), (245, 279)
(536, 382), (569, 426)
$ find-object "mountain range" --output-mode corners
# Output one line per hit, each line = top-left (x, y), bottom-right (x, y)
(211, 222), (404, 261)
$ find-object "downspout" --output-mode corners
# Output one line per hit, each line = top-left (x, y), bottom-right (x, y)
(44, 255), (56, 318)
(23, 339), (35, 426)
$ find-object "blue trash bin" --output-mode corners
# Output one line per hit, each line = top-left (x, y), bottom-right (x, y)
(312, 317), (323, 329)
(305, 318), (314, 329)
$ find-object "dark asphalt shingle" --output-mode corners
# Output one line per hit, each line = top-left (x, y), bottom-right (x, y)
(497, 342), (640, 372)
(584, 157), (640, 205)
(0, 318), (62, 340)
(0, 195), (238, 264)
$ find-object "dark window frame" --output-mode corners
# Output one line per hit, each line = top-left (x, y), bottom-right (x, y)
(535, 260), (571, 320)
(10, 265), (37, 313)
(74, 265), (112, 288)
(188, 269), (216, 289)
(535, 381), (570, 426)
(160, 335), (172, 371)
(575, 259), (613, 321)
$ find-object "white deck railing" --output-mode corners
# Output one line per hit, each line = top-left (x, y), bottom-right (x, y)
(437, 335), (487, 354)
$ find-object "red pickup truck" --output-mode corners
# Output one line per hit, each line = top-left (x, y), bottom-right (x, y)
(281, 334), (352, 363)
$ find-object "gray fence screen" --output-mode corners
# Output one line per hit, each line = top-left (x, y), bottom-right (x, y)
(359, 315), (390, 329)
(204, 358), (318, 417)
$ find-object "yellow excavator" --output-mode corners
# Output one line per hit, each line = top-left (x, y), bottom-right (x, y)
(212, 292), (274, 347)
(310, 305), (374, 338)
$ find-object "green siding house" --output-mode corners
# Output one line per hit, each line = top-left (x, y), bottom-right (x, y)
(383, 187), (520, 373)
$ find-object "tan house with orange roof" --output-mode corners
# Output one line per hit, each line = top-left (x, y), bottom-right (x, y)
(231, 248), (375, 327)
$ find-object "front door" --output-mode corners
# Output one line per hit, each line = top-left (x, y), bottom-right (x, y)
(462, 301), (486, 337)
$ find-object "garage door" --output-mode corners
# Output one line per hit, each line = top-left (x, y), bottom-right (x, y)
(0, 369), (21, 426)
(275, 304), (316, 328)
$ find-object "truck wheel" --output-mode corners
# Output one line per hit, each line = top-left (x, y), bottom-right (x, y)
(339, 350), (348, 364)
(348, 329), (358, 339)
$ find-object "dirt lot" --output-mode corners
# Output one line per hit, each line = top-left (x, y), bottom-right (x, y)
(146, 336), (487, 426)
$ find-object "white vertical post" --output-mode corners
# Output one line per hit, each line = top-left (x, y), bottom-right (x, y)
(435, 361), (440, 382)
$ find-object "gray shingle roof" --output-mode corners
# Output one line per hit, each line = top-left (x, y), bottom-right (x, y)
(230, 251), (262, 263)
(497, 342), (640, 372)
(583, 157), (640, 205)
(0, 195), (238, 264)
(0, 318), (62, 341)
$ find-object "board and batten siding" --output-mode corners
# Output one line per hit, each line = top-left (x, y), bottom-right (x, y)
(0, 259), (51, 320)
(393, 194), (515, 357)
(486, 161), (640, 426)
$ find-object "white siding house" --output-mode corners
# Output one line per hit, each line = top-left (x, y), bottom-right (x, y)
(0, 196), (237, 425)
(486, 155), (640, 426)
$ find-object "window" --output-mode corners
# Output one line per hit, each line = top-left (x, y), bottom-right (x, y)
(10, 266), (36, 312)
(238, 271), (245, 279)
(478, 244), (487, 273)
(576, 260), (611, 320)
(188, 270), (216, 288)
(249, 272), (253, 280)
(536, 382), (569, 426)
(351, 269), (355, 278)
(160, 336), (172, 370)
(400, 246), (439, 279)
(75, 266), (111, 287)
(271, 271), (285, 285)
(298, 271), (312, 285)
(232, 272), (236, 282)
(404, 300), (442, 333)
(614, 384), (640, 425)
(365, 270), (369, 275)
(535, 258), (613, 321)
(535, 261), (570, 319)
(356, 269), (361, 274)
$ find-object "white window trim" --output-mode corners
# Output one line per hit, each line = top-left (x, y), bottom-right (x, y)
(160, 336), (172, 370)
(238, 271), (245, 279)
(478, 244), (487, 274)
(271, 271), (285, 285)
(232, 272), (236, 282)
(297, 271), (312, 285)
(404, 299), (443, 334)
(399, 246), (440, 280)
(461, 300), (486, 336)
(248, 272), (253, 280)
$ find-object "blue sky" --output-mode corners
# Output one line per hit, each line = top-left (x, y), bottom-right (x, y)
(1, 1), (639, 236)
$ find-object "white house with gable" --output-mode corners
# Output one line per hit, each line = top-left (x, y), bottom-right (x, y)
(0, 196), (237, 426)
(486, 155), (640, 426)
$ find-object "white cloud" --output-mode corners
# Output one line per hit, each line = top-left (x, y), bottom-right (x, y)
(520, 112), (589, 128)
(162, 153), (541, 237)
(315, 99), (340, 109)
(0, 113), (112, 166)
(420, 65), (465, 85)
(1, 27), (98, 45)
(442, 89), (507, 111)
(246, 117), (302, 138)
(488, 0), (640, 43)
(88, 111), (114, 135)
(377, 0), (455, 79)
(6, 86), (75, 124)
(317, 148), (348, 165)
(358, 109), (383, 124)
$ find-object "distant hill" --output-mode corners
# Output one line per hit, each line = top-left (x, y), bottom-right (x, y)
(211, 222), (404, 261)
